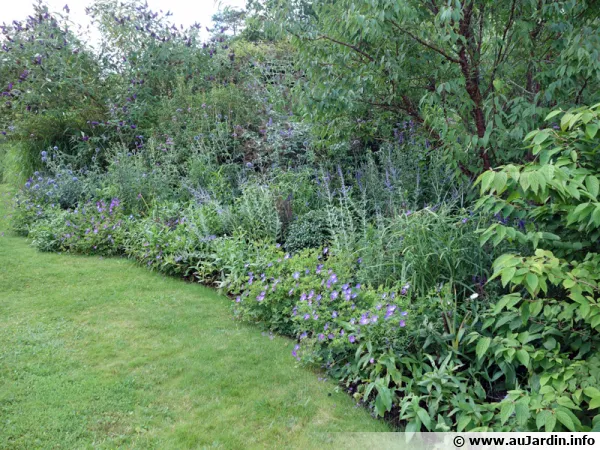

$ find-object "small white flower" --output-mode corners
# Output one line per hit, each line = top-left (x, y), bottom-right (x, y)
(470, 293), (479, 300)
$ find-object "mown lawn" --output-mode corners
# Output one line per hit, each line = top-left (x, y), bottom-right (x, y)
(0, 186), (388, 449)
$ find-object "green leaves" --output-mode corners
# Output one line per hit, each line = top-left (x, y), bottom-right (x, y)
(536, 410), (556, 432)
(500, 401), (515, 425)
(524, 273), (539, 297)
(476, 337), (492, 360)
(515, 349), (530, 367)
(374, 384), (393, 417)
(556, 410), (575, 431)
(585, 387), (600, 410)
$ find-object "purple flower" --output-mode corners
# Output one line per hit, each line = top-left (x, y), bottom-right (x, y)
(256, 291), (266, 302)
(399, 320), (406, 328)
(328, 333), (335, 340)
(330, 291), (338, 300)
(348, 335), (356, 343)
(318, 333), (325, 341)
(359, 314), (370, 326)
(292, 344), (300, 358)
(303, 314), (310, 320)
(332, 311), (338, 318)
(385, 305), (397, 319)
(293, 271), (300, 280)
(323, 247), (328, 254)
(401, 283), (410, 295)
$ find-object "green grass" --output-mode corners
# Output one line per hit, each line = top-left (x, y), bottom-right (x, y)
(0, 186), (389, 449)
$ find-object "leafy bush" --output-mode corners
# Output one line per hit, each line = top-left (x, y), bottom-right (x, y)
(232, 181), (282, 242)
(124, 203), (221, 277)
(471, 106), (600, 431)
(284, 209), (330, 252)
(29, 198), (128, 255)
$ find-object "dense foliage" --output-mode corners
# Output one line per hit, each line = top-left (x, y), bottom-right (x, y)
(2, 0), (600, 433)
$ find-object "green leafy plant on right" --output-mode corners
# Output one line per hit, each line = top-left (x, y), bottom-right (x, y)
(473, 105), (600, 432)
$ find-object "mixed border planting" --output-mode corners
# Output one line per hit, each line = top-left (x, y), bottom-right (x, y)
(2, 0), (600, 434)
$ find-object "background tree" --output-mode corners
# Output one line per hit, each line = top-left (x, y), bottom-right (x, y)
(249, 0), (600, 173)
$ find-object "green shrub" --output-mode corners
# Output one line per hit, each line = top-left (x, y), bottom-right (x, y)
(470, 105), (600, 431)
(284, 209), (330, 252)
(28, 207), (69, 252)
(233, 182), (282, 242)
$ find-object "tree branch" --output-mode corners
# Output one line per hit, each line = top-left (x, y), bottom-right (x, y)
(387, 19), (460, 64)
(317, 35), (375, 63)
